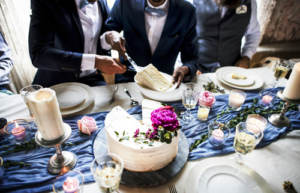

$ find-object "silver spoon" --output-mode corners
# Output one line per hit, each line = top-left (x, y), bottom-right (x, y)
(124, 88), (139, 106)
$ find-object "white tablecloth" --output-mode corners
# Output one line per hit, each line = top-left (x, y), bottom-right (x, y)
(0, 67), (299, 193)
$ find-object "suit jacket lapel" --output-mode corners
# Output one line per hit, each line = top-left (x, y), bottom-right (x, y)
(152, 0), (176, 57)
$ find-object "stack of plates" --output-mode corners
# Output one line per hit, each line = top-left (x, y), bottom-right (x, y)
(134, 72), (186, 102)
(51, 82), (95, 117)
(216, 67), (264, 90)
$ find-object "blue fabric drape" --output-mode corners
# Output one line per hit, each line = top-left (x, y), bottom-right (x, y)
(0, 88), (299, 192)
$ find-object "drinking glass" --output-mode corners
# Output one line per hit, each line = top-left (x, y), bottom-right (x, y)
(228, 89), (246, 111)
(181, 83), (199, 122)
(272, 61), (290, 87)
(91, 153), (124, 193)
(246, 114), (267, 134)
(234, 122), (263, 164)
(19, 85), (43, 117)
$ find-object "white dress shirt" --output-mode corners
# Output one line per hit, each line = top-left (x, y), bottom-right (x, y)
(101, 0), (169, 55)
(220, 0), (261, 59)
(74, 0), (103, 77)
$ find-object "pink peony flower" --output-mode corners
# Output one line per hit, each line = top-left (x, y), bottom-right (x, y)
(151, 106), (179, 132)
(134, 128), (140, 138)
(199, 91), (215, 108)
(77, 116), (98, 135)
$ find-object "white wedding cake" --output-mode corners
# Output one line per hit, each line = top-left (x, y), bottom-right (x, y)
(27, 88), (65, 141)
(135, 64), (172, 92)
(104, 101), (179, 172)
(283, 62), (300, 100)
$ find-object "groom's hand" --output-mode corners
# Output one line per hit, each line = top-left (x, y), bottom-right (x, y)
(95, 55), (126, 74)
(172, 66), (189, 88)
(105, 31), (127, 60)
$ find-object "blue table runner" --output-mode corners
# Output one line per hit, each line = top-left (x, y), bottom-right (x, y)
(0, 88), (299, 192)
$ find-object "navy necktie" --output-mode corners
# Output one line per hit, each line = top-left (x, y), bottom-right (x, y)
(145, 6), (167, 17)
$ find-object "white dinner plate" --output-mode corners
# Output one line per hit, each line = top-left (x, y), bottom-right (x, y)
(134, 72), (187, 102)
(223, 72), (255, 87)
(53, 85), (85, 110)
(51, 82), (95, 117)
(216, 67), (264, 90)
(187, 159), (274, 193)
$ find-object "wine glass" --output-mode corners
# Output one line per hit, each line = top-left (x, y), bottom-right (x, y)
(272, 61), (290, 88)
(234, 122), (263, 164)
(181, 83), (199, 122)
(91, 153), (124, 193)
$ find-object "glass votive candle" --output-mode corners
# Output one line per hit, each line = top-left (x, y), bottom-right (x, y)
(208, 122), (230, 148)
(197, 106), (210, 121)
(63, 177), (80, 193)
(228, 90), (246, 111)
(246, 114), (267, 135)
(91, 153), (124, 193)
(52, 170), (84, 193)
(6, 120), (29, 141)
(259, 90), (274, 108)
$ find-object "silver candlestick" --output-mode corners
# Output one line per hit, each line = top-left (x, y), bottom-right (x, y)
(268, 90), (300, 128)
(35, 123), (77, 175)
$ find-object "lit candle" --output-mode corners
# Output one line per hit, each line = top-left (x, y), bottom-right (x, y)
(229, 91), (246, 110)
(63, 177), (79, 193)
(283, 62), (300, 100)
(262, 95), (273, 105)
(12, 122), (26, 140)
(246, 115), (267, 134)
(197, 107), (210, 121)
(209, 129), (224, 145)
(95, 166), (121, 191)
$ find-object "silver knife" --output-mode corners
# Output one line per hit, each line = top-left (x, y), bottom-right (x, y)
(125, 53), (144, 72)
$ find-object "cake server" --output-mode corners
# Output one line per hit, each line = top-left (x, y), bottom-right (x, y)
(124, 52), (144, 72)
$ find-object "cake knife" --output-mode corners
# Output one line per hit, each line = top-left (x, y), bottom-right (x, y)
(124, 53), (144, 72)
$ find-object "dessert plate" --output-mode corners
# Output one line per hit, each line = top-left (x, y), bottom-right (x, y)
(51, 82), (94, 117)
(134, 72), (187, 102)
(187, 159), (273, 193)
(92, 128), (189, 187)
(223, 72), (255, 87)
(216, 67), (264, 90)
(53, 85), (85, 110)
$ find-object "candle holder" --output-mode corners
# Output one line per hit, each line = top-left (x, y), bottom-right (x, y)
(35, 123), (77, 175)
(268, 91), (300, 128)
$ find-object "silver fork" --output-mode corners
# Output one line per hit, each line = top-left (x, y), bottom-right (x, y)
(168, 184), (178, 193)
(124, 88), (139, 106)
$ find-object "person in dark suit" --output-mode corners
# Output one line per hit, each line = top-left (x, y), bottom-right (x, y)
(101, 0), (198, 87)
(29, 0), (126, 87)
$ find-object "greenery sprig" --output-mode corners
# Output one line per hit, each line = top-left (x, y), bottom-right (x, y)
(189, 134), (208, 152)
(203, 81), (225, 94)
(3, 160), (31, 169)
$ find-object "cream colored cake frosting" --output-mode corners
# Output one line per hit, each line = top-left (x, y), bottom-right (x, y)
(104, 103), (179, 172)
(282, 62), (300, 100)
(135, 64), (172, 92)
(27, 88), (65, 141)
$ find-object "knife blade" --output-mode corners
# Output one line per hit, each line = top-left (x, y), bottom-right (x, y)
(124, 53), (144, 72)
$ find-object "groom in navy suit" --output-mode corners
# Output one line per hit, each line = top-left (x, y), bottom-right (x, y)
(102, 0), (198, 86)
(29, 0), (126, 87)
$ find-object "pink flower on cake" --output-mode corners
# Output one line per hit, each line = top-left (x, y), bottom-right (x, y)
(151, 106), (179, 132)
(199, 91), (215, 108)
(134, 128), (140, 138)
(77, 116), (98, 135)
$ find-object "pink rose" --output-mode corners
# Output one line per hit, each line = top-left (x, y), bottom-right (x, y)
(199, 91), (215, 108)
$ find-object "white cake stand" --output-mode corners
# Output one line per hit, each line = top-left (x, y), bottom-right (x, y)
(268, 90), (300, 128)
(35, 123), (77, 175)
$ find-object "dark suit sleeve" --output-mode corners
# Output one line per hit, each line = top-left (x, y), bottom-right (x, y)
(105, 0), (124, 32)
(180, 8), (198, 80)
(29, 0), (82, 73)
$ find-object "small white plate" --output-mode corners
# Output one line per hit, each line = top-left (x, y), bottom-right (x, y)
(134, 72), (186, 102)
(216, 67), (264, 90)
(223, 73), (255, 87)
(51, 82), (95, 117)
(187, 159), (273, 193)
(54, 85), (85, 110)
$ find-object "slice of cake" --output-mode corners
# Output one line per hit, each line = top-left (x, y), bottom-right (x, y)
(135, 64), (172, 92)
(104, 106), (179, 172)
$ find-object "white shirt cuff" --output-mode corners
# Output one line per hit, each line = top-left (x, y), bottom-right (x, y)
(100, 32), (112, 50)
(241, 50), (254, 59)
(81, 54), (96, 71)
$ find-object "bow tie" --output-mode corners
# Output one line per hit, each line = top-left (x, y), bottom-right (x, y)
(145, 6), (167, 17)
(79, 0), (96, 9)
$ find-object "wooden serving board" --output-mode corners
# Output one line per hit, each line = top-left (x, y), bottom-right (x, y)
(92, 128), (189, 187)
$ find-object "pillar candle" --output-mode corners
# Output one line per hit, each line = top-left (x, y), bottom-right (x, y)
(283, 62), (300, 100)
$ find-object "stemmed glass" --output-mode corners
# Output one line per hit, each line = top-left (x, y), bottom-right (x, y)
(181, 83), (199, 122)
(91, 153), (124, 193)
(272, 61), (290, 88)
(233, 122), (264, 164)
